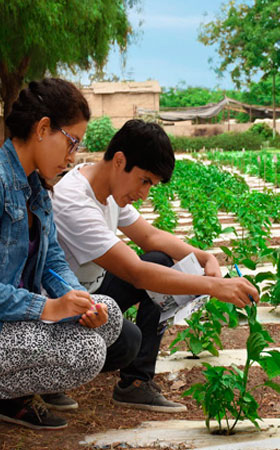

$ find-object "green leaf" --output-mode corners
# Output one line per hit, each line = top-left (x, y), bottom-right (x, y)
(221, 226), (237, 235)
(259, 351), (280, 378)
(208, 345), (219, 357)
(264, 380), (280, 393)
(189, 336), (203, 355)
(220, 246), (232, 257)
(277, 256), (280, 277)
(255, 271), (276, 283)
(231, 364), (244, 379)
(240, 259), (256, 270)
(206, 301), (227, 323)
(246, 332), (267, 361)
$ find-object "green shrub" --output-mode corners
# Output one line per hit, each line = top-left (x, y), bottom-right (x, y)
(209, 131), (263, 151)
(168, 131), (263, 152)
(83, 116), (116, 152)
(249, 122), (274, 139)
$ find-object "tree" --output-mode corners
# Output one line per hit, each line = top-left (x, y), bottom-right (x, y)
(0, 0), (139, 132)
(198, 0), (280, 136)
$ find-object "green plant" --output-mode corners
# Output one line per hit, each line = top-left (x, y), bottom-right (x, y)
(255, 248), (280, 308)
(149, 183), (178, 233)
(169, 299), (239, 358)
(83, 116), (116, 152)
(0, 0), (136, 132)
(249, 122), (274, 140)
(126, 240), (144, 256)
(184, 304), (280, 434)
(168, 132), (263, 152)
(123, 305), (138, 323)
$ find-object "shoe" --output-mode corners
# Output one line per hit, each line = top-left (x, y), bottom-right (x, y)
(0, 395), (67, 430)
(41, 392), (78, 411)
(112, 379), (187, 412)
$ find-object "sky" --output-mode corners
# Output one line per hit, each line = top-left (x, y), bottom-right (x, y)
(77, 0), (246, 91)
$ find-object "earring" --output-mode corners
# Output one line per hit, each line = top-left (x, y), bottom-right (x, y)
(39, 137), (43, 142)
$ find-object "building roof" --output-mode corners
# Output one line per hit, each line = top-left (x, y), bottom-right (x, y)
(83, 80), (161, 95)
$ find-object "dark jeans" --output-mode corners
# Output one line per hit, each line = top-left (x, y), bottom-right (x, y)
(97, 251), (173, 385)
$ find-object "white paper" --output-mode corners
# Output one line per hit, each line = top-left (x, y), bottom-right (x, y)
(146, 252), (209, 323)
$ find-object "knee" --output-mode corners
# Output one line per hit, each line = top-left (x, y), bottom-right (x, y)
(121, 319), (142, 364)
(71, 332), (107, 382)
(102, 319), (142, 372)
(140, 251), (173, 268)
(91, 294), (123, 344)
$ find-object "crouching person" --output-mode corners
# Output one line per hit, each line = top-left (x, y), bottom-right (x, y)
(0, 78), (123, 430)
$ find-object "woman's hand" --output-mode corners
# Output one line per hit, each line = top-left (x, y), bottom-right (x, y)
(209, 277), (259, 308)
(79, 303), (108, 328)
(41, 290), (93, 322)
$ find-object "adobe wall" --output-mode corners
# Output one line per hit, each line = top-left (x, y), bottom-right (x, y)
(161, 121), (252, 137)
(83, 89), (159, 128)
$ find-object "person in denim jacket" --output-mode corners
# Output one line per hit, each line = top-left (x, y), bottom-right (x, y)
(0, 78), (123, 431)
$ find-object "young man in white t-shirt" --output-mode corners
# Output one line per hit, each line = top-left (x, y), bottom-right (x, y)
(52, 119), (259, 412)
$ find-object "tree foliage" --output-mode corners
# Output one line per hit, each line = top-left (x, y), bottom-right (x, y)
(198, 0), (280, 86)
(198, 0), (280, 133)
(0, 0), (139, 122)
(160, 84), (243, 109)
(160, 75), (280, 110)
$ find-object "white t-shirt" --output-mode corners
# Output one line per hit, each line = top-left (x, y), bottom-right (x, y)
(52, 163), (140, 293)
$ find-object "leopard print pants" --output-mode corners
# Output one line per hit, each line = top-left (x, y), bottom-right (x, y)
(0, 295), (122, 399)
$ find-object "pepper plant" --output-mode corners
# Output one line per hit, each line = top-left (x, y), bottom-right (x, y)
(170, 298), (240, 358)
(183, 304), (280, 435)
(149, 182), (178, 233)
(255, 247), (280, 308)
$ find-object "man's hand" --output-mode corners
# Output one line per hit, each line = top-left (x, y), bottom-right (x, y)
(203, 253), (222, 278)
(210, 277), (259, 308)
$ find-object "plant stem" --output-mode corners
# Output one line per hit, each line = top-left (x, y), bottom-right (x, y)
(225, 410), (230, 432)
(229, 357), (251, 432)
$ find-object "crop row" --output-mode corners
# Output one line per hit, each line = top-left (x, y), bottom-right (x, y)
(146, 159), (280, 433)
(149, 159), (280, 259)
(203, 150), (280, 187)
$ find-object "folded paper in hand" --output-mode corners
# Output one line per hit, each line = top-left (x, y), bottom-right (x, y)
(146, 252), (209, 324)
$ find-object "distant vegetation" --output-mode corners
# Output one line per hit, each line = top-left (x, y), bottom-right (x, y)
(160, 75), (280, 123)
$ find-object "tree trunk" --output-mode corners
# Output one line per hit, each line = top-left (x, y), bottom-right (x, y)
(272, 72), (276, 139)
(0, 57), (30, 140)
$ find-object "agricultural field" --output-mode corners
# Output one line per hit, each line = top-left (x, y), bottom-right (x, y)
(120, 151), (280, 436)
(3, 152), (280, 449)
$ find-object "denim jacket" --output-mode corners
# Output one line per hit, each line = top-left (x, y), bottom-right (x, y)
(0, 139), (85, 332)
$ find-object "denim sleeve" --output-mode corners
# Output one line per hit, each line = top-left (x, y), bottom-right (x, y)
(0, 181), (3, 217)
(42, 213), (87, 298)
(0, 283), (47, 321)
(0, 180), (48, 321)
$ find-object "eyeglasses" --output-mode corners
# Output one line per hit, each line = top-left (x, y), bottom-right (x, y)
(57, 127), (81, 154)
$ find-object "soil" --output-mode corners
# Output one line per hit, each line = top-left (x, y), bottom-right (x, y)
(0, 320), (280, 450)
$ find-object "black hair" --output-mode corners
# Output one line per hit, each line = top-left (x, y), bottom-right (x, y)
(5, 78), (90, 140)
(104, 119), (175, 183)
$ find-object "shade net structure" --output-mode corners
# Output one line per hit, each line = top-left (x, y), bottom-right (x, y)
(137, 97), (280, 122)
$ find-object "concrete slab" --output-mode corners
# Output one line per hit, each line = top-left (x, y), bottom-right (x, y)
(80, 418), (280, 449)
(141, 213), (159, 220)
(252, 306), (280, 324)
(155, 347), (280, 374)
(200, 437), (280, 450)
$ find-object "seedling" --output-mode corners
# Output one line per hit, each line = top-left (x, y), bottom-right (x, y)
(170, 298), (239, 358)
(183, 304), (280, 434)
